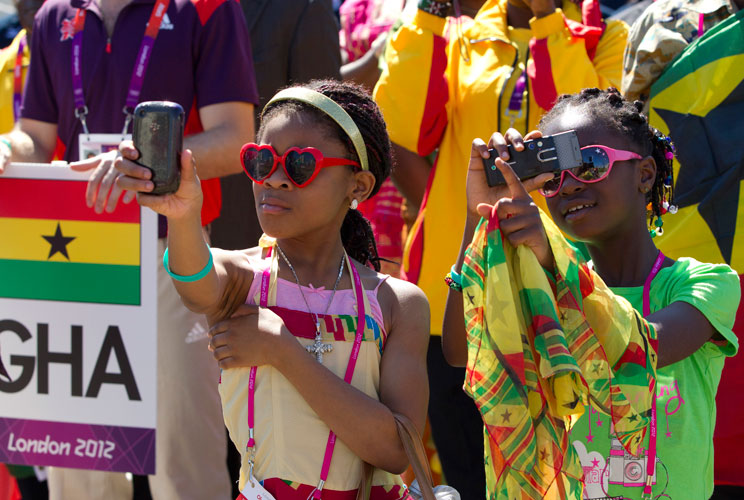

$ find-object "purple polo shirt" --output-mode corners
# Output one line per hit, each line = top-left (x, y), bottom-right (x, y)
(22, 0), (259, 162)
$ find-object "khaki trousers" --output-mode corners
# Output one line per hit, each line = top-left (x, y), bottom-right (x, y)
(48, 239), (230, 500)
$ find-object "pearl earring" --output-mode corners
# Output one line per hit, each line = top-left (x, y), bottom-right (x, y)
(350, 199), (358, 210)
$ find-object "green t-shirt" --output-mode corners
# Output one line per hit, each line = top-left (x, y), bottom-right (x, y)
(570, 257), (739, 500)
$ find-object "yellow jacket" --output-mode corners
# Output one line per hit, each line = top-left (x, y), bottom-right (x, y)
(0, 29), (30, 134)
(374, 0), (627, 335)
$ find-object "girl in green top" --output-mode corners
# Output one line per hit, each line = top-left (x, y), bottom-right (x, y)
(444, 87), (739, 499)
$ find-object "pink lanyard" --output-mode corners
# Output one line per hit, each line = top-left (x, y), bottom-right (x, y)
(697, 13), (705, 39)
(12, 32), (26, 122)
(642, 250), (665, 499)
(70, 0), (171, 134)
(247, 247), (367, 498)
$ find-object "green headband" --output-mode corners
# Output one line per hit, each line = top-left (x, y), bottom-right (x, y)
(263, 87), (369, 172)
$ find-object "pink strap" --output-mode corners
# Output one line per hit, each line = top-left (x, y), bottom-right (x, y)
(697, 12), (705, 39)
(246, 249), (272, 451)
(247, 366), (257, 449)
(642, 251), (665, 317)
(642, 250), (664, 496)
(644, 397), (657, 497)
(259, 249), (272, 308)
(314, 260), (366, 498)
(341, 261), (366, 384)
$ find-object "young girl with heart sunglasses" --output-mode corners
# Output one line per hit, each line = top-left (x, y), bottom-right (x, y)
(442, 88), (739, 499)
(115, 80), (429, 499)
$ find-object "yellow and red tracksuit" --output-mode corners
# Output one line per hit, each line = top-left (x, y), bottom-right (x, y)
(374, 0), (628, 335)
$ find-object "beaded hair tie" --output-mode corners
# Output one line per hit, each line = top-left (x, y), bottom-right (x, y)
(648, 133), (678, 238)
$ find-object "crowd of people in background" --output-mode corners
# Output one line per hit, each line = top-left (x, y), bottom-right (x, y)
(0, 0), (742, 499)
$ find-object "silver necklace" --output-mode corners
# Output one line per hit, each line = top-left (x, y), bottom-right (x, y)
(276, 245), (346, 363)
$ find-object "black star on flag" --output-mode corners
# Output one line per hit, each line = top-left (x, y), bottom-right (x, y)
(42, 222), (76, 260)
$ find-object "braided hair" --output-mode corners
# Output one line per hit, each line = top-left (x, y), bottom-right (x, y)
(539, 88), (676, 234)
(259, 80), (393, 271)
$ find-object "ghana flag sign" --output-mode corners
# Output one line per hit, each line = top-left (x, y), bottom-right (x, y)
(0, 164), (158, 474)
(0, 170), (141, 304)
(648, 10), (744, 271)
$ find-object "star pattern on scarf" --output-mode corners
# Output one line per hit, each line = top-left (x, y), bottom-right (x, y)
(501, 408), (512, 423)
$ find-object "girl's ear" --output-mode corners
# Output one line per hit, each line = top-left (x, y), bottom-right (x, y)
(350, 170), (376, 204)
(638, 155), (657, 194)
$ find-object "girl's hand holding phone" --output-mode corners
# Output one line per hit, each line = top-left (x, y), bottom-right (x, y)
(467, 128), (555, 270)
(114, 141), (203, 221)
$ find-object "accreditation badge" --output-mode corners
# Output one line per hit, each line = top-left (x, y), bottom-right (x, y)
(237, 474), (277, 500)
(78, 133), (131, 161)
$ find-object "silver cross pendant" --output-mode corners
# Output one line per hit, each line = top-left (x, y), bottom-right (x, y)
(306, 333), (333, 363)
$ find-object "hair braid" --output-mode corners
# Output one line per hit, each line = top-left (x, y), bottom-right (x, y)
(259, 80), (393, 270)
(539, 88), (676, 234)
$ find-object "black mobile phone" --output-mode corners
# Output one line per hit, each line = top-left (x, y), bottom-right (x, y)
(132, 101), (184, 195)
(482, 130), (582, 187)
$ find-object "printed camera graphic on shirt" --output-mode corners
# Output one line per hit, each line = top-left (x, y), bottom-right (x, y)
(607, 436), (656, 488)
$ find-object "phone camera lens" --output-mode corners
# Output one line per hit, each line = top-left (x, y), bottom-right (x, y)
(528, 143), (535, 150)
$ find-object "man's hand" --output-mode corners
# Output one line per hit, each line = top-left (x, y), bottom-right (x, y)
(0, 120), (60, 175)
(70, 150), (127, 214)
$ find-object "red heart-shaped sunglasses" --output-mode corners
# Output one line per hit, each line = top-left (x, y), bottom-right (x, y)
(240, 143), (361, 188)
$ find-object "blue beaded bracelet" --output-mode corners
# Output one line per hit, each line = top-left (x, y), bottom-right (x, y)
(163, 246), (214, 282)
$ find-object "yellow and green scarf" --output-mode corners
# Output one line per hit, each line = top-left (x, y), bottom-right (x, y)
(461, 210), (658, 499)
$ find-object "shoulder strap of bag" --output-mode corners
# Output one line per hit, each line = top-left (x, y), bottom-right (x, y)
(394, 413), (437, 500)
(356, 462), (374, 500)
(355, 413), (437, 500)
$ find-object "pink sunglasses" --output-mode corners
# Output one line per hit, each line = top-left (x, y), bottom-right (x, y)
(539, 145), (642, 197)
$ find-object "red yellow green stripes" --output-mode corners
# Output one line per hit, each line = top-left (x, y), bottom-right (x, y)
(0, 177), (141, 305)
